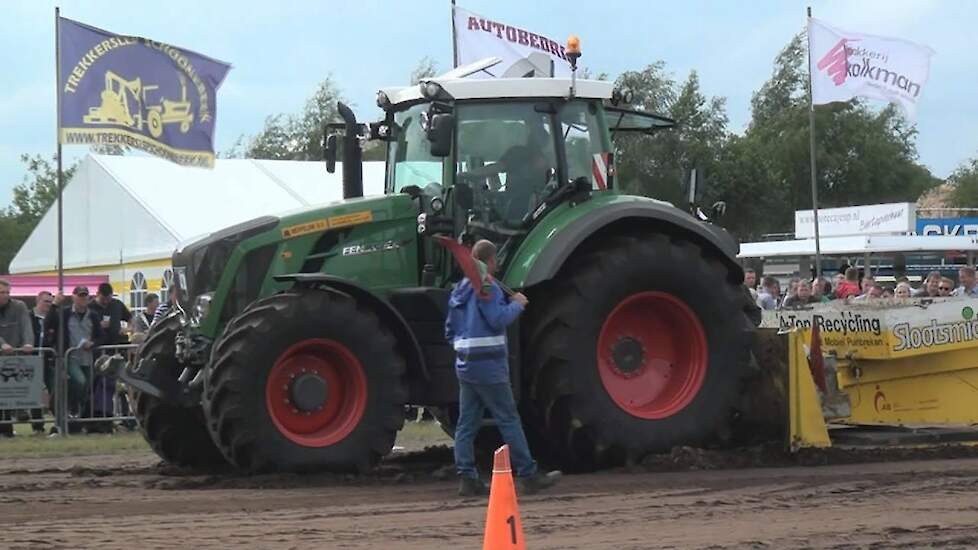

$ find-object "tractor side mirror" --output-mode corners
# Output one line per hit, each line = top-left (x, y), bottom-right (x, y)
(324, 134), (338, 173)
(710, 201), (727, 221)
(454, 182), (474, 211)
(427, 113), (454, 157)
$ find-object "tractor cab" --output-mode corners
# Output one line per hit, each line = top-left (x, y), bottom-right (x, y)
(369, 76), (674, 271)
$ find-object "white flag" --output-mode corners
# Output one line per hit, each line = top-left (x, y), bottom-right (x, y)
(808, 17), (935, 118)
(453, 6), (572, 78)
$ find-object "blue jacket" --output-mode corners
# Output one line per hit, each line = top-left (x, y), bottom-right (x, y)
(444, 278), (524, 384)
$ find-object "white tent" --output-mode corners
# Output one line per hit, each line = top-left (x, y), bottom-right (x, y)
(11, 154), (386, 274)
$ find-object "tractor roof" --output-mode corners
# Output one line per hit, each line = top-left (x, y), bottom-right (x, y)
(381, 78), (614, 107)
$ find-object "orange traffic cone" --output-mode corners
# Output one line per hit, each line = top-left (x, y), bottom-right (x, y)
(483, 445), (526, 550)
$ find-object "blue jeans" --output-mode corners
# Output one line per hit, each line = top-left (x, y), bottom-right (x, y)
(454, 381), (537, 479)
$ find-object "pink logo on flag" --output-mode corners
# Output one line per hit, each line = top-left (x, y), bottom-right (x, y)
(817, 38), (849, 86)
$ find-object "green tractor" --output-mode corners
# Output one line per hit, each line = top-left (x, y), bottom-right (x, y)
(125, 70), (758, 473)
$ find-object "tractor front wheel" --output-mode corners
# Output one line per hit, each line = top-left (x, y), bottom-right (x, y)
(203, 290), (408, 473)
(133, 313), (227, 469)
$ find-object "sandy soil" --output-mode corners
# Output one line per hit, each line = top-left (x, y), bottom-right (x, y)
(4, 447), (978, 549)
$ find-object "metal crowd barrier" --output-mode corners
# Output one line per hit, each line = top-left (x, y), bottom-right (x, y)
(0, 347), (58, 432)
(60, 343), (139, 435)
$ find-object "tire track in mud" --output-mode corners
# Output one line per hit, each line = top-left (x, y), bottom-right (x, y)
(5, 452), (978, 548)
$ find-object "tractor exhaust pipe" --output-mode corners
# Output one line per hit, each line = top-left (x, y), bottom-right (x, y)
(337, 101), (363, 200)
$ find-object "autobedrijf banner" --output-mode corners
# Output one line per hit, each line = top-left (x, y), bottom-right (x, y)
(453, 6), (572, 78)
(58, 17), (231, 167)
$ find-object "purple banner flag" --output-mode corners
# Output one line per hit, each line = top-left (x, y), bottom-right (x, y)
(58, 17), (231, 167)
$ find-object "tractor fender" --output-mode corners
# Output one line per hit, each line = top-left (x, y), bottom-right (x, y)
(274, 273), (429, 381)
(505, 198), (743, 289)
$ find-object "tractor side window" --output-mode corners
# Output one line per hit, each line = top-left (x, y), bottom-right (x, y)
(559, 101), (609, 190)
(388, 103), (444, 196)
(455, 103), (557, 224)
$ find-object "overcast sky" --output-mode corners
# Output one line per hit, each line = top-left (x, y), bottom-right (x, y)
(2, 0), (975, 207)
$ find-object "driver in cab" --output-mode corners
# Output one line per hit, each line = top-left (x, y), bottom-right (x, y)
(459, 123), (554, 222)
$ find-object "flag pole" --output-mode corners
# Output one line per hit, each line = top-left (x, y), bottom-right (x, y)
(450, 0), (459, 68)
(54, 6), (68, 436)
(806, 6), (823, 281)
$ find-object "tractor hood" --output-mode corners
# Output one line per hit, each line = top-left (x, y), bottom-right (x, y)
(173, 193), (418, 314)
(273, 194), (409, 238)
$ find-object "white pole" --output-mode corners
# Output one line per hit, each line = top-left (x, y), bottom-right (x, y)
(806, 6), (823, 281)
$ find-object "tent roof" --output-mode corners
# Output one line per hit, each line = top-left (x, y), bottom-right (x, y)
(10, 154), (385, 274)
(739, 235), (978, 258)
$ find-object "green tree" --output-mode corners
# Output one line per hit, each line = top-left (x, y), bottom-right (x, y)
(718, 32), (940, 239)
(0, 154), (77, 274)
(240, 77), (346, 160)
(950, 155), (978, 207)
(612, 65), (729, 206)
(410, 57), (438, 85)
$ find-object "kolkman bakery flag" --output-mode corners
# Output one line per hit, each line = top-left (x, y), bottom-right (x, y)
(808, 17), (934, 118)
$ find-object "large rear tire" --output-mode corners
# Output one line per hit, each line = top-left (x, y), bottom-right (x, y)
(203, 290), (408, 473)
(522, 232), (755, 470)
(133, 314), (227, 469)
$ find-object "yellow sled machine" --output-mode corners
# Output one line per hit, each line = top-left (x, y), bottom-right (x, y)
(753, 299), (978, 450)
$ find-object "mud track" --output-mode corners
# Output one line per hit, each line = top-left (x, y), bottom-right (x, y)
(5, 445), (978, 549)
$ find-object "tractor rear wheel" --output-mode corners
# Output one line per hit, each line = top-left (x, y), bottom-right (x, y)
(203, 290), (408, 473)
(133, 313), (227, 469)
(522, 232), (755, 470)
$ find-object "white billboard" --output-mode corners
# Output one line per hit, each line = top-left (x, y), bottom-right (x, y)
(0, 355), (44, 409)
(795, 202), (916, 239)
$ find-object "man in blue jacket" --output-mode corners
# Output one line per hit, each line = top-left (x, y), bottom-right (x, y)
(445, 239), (561, 497)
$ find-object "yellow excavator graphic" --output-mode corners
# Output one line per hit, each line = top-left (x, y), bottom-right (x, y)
(83, 70), (194, 138)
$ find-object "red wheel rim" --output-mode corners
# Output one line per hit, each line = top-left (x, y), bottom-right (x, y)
(597, 292), (708, 419)
(265, 339), (367, 447)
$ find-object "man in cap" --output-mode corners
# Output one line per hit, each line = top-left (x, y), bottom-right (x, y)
(45, 286), (103, 421)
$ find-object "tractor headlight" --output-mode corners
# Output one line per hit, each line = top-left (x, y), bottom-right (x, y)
(194, 292), (214, 320)
(376, 91), (391, 110)
(420, 81), (443, 100)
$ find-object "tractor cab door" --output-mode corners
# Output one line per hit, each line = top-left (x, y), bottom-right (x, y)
(454, 102), (559, 228)
(452, 100), (613, 265)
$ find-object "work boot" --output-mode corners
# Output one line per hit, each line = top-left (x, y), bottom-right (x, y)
(458, 476), (489, 497)
(516, 470), (562, 495)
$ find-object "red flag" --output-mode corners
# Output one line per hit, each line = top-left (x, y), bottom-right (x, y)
(433, 236), (489, 298)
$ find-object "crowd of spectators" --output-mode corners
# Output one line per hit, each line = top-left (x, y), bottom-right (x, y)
(0, 280), (165, 437)
(745, 266), (978, 311)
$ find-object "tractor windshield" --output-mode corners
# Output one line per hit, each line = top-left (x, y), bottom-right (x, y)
(387, 103), (444, 196)
(455, 102), (557, 224)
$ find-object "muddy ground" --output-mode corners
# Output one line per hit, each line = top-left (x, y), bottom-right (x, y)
(4, 442), (978, 549)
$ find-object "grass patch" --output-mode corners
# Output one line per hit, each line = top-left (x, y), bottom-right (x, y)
(0, 423), (149, 459)
(0, 420), (452, 460)
(395, 420), (453, 451)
